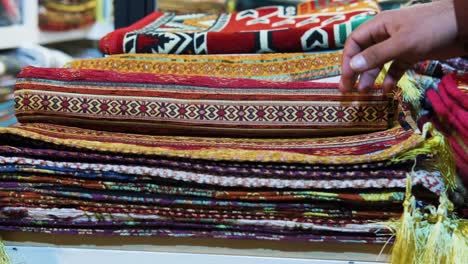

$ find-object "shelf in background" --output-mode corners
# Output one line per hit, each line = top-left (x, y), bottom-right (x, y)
(38, 27), (94, 45)
(0, 25), (36, 50)
(0, 0), (38, 50)
(38, 22), (114, 44)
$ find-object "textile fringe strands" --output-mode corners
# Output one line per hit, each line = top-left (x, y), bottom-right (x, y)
(0, 238), (9, 264)
(68, 51), (343, 82)
(386, 175), (468, 264)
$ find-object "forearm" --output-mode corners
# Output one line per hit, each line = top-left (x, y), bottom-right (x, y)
(454, 0), (468, 52)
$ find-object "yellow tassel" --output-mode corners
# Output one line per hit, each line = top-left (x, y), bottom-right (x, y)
(389, 174), (417, 264)
(422, 123), (457, 190)
(375, 65), (422, 106)
(413, 217), (432, 263)
(392, 123), (457, 190)
(450, 220), (468, 264)
(419, 195), (452, 264)
(0, 238), (10, 264)
(397, 72), (422, 107)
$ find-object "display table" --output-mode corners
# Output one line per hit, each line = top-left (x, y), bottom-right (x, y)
(2, 232), (390, 264)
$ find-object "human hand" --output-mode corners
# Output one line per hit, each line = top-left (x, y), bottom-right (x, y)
(339, 0), (464, 94)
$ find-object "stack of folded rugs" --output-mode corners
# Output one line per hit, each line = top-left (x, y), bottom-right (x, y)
(0, 1), (467, 264)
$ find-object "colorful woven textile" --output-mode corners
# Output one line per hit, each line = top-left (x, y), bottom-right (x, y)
(99, 0), (378, 55)
(423, 74), (468, 186)
(0, 121), (440, 243)
(0, 156), (445, 192)
(0, 186), (407, 215)
(15, 66), (397, 137)
(0, 117), (448, 245)
(68, 51), (342, 81)
(0, 122), (423, 164)
(0, 146), (417, 178)
(413, 59), (467, 79)
(445, 57), (468, 73)
(232, 0), (364, 12)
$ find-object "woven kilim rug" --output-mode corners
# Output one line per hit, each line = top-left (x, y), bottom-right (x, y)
(99, 0), (378, 54)
(0, 146), (416, 178)
(0, 157), (444, 192)
(15, 66), (397, 137)
(68, 51), (342, 82)
(0, 122), (423, 164)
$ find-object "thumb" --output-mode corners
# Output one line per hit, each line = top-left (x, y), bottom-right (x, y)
(350, 34), (413, 72)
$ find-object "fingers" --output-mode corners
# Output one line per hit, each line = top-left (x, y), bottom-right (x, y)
(382, 60), (411, 93)
(357, 67), (382, 93)
(346, 34), (414, 94)
(340, 39), (360, 93)
(350, 34), (413, 73)
(340, 13), (392, 93)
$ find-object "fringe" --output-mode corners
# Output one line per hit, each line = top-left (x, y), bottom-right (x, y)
(392, 122), (456, 190)
(0, 238), (10, 264)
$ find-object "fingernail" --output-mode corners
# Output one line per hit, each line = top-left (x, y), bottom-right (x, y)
(350, 55), (367, 71)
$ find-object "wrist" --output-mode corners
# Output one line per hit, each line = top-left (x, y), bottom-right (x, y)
(453, 0), (468, 53)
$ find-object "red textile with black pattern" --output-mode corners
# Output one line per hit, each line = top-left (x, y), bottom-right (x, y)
(99, 1), (378, 55)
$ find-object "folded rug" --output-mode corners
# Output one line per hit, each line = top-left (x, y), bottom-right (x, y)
(68, 51), (342, 81)
(0, 145), (417, 179)
(0, 122), (423, 164)
(0, 156), (444, 192)
(15, 67), (397, 137)
(424, 74), (468, 186)
(0, 187), (406, 215)
(99, 0), (378, 54)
